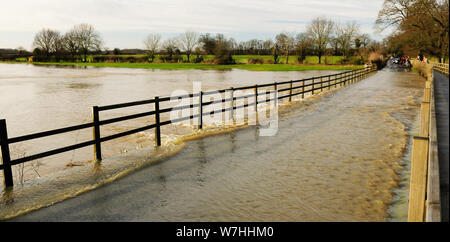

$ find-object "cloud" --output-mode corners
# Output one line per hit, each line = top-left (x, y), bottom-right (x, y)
(0, 0), (386, 49)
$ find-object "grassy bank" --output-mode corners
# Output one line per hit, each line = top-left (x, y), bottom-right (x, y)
(411, 60), (433, 80)
(14, 62), (363, 71)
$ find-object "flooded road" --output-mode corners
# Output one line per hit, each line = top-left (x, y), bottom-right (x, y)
(6, 67), (425, 221)
(0, 63), (340, 182)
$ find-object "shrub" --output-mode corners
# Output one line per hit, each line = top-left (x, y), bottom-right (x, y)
(193, 56), (204, 63)
(92, 56), (108, 63)
(339, 58), (351, 64)
(159, 55), (172, 62)
(353, 57), (365, 65)
(125, 57), (136, 63)
(248, 58), (264, 64)
(213, 54), (235, 65)
(135, 56), (149, 63)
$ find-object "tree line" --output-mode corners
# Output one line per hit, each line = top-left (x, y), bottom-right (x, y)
(31, 23), (103, 62)
(376, 0), (449, 62)
(143, 17), (377, 64)
(10, 17), (385, 64)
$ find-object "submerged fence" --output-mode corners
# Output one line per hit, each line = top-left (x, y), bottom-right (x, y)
(0, 65), (377, 188)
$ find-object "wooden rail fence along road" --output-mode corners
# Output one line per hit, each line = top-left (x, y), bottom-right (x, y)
(408, 63), (448, 222)
(0, 65), (377, 188)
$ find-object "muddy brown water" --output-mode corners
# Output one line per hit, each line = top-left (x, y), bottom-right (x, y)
(0, 63), (424, 221)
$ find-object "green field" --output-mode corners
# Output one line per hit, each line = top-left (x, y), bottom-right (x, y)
(3, 54), (366, 71)
(89, 54), (353, 65)
(232, 55), (346, 64)
(28, 62), (363, 71)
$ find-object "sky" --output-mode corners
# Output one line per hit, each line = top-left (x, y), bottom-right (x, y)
(0, 0), (387, 50)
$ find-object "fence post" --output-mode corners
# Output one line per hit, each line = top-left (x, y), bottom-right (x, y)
(92, 106), (102, 161)
(312, 77), (315, 95)
(328, 76), (331, 90)
(349, 71), (352, 84)
(254, 85), (258, 111)
(0, 119), (13, 188)
(154, 97), (161, 146)
(335, 74), (338, 88)
(301, 80), (305, 99)
(320, 77), (323, 92)
(230, 87), (234, 123)
(274, 82), (278, 103)
(198, 91), (203, 129)
(289, 80), (293, 102)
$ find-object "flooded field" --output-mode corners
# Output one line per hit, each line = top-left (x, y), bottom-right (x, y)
(0, 63), (339, 183)
(0, 63), (425, 221)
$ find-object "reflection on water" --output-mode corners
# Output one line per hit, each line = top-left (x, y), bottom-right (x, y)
(2, 67), (425, 222)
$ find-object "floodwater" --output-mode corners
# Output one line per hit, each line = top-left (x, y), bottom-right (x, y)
(0, 63), (339, 183)
(0, 63), (425, 221)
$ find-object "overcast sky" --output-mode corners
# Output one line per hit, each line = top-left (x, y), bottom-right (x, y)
(0, 0), (386, 50)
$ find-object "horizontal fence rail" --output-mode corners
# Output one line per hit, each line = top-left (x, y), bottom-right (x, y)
(432, 63), (449, 76)
(0, 65), (377, 188)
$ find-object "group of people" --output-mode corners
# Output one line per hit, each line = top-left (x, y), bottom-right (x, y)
(398, 56), (412, 66)
(390, 56), (412, 67)
(417, 54), (429, 63)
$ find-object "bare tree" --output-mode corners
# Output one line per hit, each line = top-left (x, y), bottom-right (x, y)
(295, 32), (313, 63)
(375, 0), (414, 29)
(358, 33), (371, 48)
(143, 33), (161, 62)
(307, 17), (334, 64)
(32, 28), (62, 59)
(178, 31), (198, 62)
(63, 29), (80, 60)
(263, 39), (274, 55)
(275, 32), (295, 64)
(71, 24), (103, 62)
(335, 22), (360, 58)
(162, 38), (178, 61)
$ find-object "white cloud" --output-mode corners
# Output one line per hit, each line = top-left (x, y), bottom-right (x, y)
(0, 0), (386, 49)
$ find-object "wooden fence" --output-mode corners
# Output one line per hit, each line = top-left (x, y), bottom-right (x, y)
(1, 65), (377, 188)
(408, 63), (447, 222)
(433, 63), (449, 76)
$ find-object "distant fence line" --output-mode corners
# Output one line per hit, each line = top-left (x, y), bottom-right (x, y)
(0, 65), (377, 188)
(432, 63), (449, 76)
